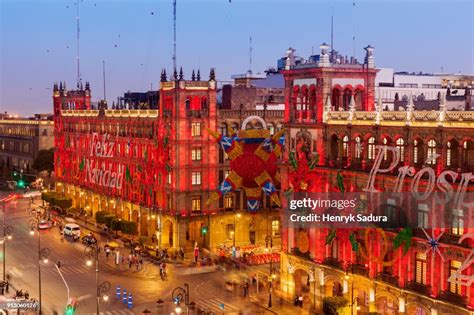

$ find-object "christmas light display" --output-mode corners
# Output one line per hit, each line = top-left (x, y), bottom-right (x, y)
(206, 116), (284, 211)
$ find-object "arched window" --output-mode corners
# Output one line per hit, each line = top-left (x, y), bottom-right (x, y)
(293, 85), (300, 111)
(201, 97), (208, 110)
(355, 136), (362, 159)
(383, 138), (389, 161)
(354, 87), (364, 109)
(427, 139), (437, 165)
(396, 138), (405, 162)
(343, 88), (352, 110)
(368, 137), (376, 160)
(309, 85), (317, 112)
(301, 85), (308, 110)
(332, 88), (341, 110)
(447, 141), (452, 167)
(413, 139), (424, 164)
(185, 97), (191, 110)
(342, 135), (349, 158)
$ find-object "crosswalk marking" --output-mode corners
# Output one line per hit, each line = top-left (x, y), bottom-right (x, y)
(196, 298), (241, 313)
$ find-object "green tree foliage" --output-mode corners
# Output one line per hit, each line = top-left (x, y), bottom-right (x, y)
(323, 297), (349, 315)
(33, 149), (55, 174)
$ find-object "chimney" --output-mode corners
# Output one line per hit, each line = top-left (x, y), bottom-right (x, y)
(364, 45), (375, 68)
(285, 47), (296, 70)
(318, 43), (330, 67)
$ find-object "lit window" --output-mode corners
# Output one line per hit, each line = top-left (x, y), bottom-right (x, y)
(225, 170), (230, 178)
(191, 122), (201, 137)
(168, 173), (171, 184)
(192, 196), (201, 212)
(342, 136), (349, 158)
(224, 196), (233, 209)
(368, 137), (375, 160)
(272, 220), (280, 236)
(383, 138), (388, 161)
(192, 147), (202, 161)
(396, 138), (405, 162)
(427, 139), (437, 165)
(355, 137), (362, 159)
(415, 252), (427, 285)
(451, 213), (464, 236)
(449, 260), (462, 295)
(447, 141), (452, 167)
(191, 172), (201, 185)
(414, 139), (419, 164)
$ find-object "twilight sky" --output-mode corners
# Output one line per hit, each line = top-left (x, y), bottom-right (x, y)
(1, 0), (473, 116)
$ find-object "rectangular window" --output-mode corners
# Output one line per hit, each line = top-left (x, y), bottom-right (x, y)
(415, 252), (427, 285)
(192, 196), (201, 212)
(449, 260), (462, 295)
(272, 220), (280, 236)
(224, 196), (233, 209)
(191, 172), (201, 185)
(168, 173), (172, 184)
(192, 147), (202, 161)
(451, 213), (464, 236)
(191, 122), (201, 137)
(417, 204), (429, 228)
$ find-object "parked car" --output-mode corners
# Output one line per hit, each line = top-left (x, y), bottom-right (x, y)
(63, 223), (81, 240)
(38, 220), (52, 230)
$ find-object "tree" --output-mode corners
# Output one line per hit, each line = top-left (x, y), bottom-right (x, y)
(33, 149), (55, 174)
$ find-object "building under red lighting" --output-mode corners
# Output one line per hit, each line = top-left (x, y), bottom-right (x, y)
(279, 44), (474, 314)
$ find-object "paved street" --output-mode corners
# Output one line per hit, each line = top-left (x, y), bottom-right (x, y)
(1, 193), (305, 315)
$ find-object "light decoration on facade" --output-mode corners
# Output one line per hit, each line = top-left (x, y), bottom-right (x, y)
(206, 116), (285, 211)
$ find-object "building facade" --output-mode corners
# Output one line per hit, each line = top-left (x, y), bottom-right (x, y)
(53, 70), (284, 251)
(279, 44), (474, 314)
(0, 115), (54, 172)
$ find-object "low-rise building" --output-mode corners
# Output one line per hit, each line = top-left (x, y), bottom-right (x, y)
(0, 114), (54, 172)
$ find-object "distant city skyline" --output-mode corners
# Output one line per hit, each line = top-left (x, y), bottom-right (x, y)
(1, 0), (473, 116)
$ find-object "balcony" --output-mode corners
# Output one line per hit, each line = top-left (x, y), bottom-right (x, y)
(351, 264), (369, 277)
(439, 291), (467, 307)
(406, 281), (431, 295)
(323, 257), (343, 270)
(290, 247), (311, 260)
(186, 110), (208, 118)
(376, 272), (399, 286)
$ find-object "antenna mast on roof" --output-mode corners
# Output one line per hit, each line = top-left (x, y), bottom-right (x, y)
(249, 36), (253, 75)
(102, 60), (106, 102)
(352, 1), (356, 60)
(331, 6), (334, 52)
(173, 0), (177, 77)
(76, 1), (82, 87)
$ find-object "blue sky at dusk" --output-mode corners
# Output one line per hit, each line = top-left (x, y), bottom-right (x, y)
(1, 0), (473, 116)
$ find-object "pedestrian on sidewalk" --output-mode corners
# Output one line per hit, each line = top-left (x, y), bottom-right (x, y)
(298, 295), (303, 307)
(180, 247), (185, 260)
(194, 243), (199, 263)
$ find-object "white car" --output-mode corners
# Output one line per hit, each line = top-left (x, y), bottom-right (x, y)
(63, 223), (81, 239)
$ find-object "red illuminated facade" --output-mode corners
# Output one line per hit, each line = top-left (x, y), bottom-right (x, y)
(279, 45), (474, 314)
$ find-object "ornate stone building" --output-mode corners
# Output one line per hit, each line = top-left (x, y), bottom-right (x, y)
(280, 44), (474, 314)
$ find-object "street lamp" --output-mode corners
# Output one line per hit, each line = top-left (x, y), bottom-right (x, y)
(233, 212), (241, 248)
(172, 283), (190, 315)
(265, 235), (274, 308)
(29, 219), (50, 315)
(85, 244), (110, 314)
(1, 199), (14, 282)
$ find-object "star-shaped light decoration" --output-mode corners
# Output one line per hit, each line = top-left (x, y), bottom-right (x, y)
(206, 116), (284, 211)
(422, 228), (445, 262)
